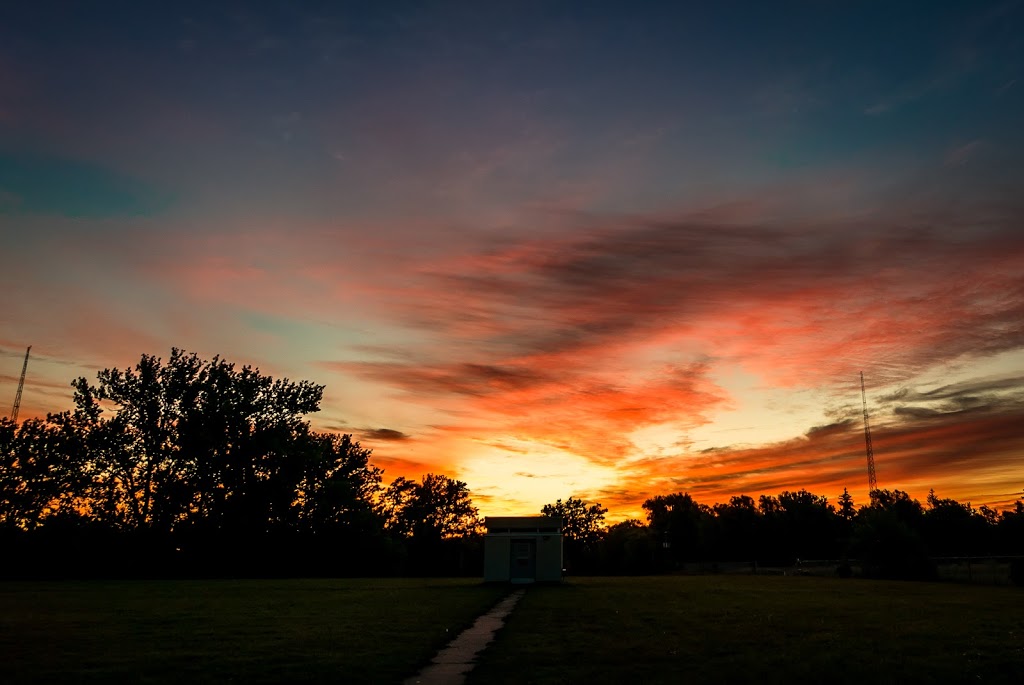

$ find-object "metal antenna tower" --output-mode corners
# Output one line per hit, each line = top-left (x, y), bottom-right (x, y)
(10, 346), (31, 423)
(860, 371), (877, 493)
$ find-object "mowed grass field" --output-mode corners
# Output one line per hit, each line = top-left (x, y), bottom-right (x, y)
(470, 576), (1024, 685)
(0, 578), (507, 684)
(3, 576), (1022, 684)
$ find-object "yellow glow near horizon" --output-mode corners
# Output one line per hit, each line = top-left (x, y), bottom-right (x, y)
(455, 437), (621, 517)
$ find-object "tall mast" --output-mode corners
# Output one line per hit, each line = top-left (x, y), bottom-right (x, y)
(860, 371), (877, 493)
(10, 346), (31, 423)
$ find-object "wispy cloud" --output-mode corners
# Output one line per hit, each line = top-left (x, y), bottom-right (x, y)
(361, 427), (411, 441)
(360, 202), (1024, 389)
(945, 140), (985, 167)
(863, 73), (954, 116)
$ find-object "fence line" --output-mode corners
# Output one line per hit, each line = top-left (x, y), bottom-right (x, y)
(671, 556), (1023, 585)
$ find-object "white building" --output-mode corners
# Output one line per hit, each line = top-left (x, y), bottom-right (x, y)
(483, 516), (563, 583)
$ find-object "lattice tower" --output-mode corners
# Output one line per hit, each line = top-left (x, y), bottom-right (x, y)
(860, 371), (878, 493)
(10, 346), (30, 423)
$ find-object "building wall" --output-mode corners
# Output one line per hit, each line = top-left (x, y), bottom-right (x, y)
(535, 534), (563, 582)
(483, 532), (562, 583)
(483, 535), (511, 582)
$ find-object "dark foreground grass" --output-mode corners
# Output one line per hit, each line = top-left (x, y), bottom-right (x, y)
(0, 578), (507, 684)
(470, 576), (1024, 685)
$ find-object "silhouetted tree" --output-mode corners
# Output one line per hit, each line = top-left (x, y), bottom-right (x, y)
(776, 489), (838, 560)
(382, 474), (481, 574)
(541, 497), (607, 546)
(837, 488), (856, 521)
(852, 489), (933, 579)
(600, 519), (658, 574)
(0, 417), (86, 529)
(1002, 500), (1024, 585)
(751, 490), (839, 563)
(643, 492), (711, 566)
(541, 496), (607, 572)
(293, 431), (383, 533)
(66, 350), (325, 535)
(923, 489), (990, 556)
(977, 504), (999, 527)
(0, 350), (407, 577)
(997, 500), (1024, 556)
(380, 476), (418, 538)
(383, 474), (480, 541)
(711, 495), (761, 562)
(867, 488), (924, 524)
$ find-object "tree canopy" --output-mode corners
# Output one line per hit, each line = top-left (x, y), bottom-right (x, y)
(0, 350), (454, 576)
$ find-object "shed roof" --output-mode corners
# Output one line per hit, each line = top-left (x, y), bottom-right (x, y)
(484, 516), (561, 531)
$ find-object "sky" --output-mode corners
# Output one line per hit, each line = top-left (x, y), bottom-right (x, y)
(2, 0), (1023, 519)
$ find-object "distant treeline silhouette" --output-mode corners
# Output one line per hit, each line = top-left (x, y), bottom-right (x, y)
(2, 349), (1022, 581)
(552, 490), (1024, 582)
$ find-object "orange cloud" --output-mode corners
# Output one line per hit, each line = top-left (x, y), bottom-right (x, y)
(314, 201), (1024, 514)
(581, 398), (1024, 520)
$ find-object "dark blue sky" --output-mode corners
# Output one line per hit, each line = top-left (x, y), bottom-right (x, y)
(3, 1), (1020, 218)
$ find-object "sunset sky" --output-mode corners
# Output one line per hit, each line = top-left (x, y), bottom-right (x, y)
(2, 1), (1023, 519)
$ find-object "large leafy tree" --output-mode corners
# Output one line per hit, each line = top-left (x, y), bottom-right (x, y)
(852, 489), (931, 579)
(294, 431), (382, 533)
(382, 474), (480, 541)
(69, 350), (323, 533)
(643, 492), (710, 562)
(771, 489), (838, 560)
(541, 496), (607, 572)
(923, 489), (990, 556)
(1, 350), (384, 538)
(541, 496), (607, 546)
(711, 495), (761, 561)
(60, 349), (389, 539)
(601, 519), (658, 574)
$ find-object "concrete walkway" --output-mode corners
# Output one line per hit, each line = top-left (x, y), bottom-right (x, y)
(403, 589), (526, 685)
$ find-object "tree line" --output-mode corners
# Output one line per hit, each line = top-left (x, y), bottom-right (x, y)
(2, 350), (1022, 580)
(546, 490), (1024, 581)
(0, 350), (479, 578)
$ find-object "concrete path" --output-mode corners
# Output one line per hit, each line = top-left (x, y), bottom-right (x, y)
(403, 588), (526, 685)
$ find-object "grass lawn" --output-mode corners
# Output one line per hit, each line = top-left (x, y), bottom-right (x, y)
(470, 575), (1024, 685)
(0, 578), (508, 684)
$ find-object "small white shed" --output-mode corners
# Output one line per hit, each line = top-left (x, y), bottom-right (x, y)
(483, 516), (563, 583)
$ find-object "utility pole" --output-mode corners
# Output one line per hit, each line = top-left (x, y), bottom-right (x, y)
(860, 371), (878, 494)
(10, 346), (30, 423)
